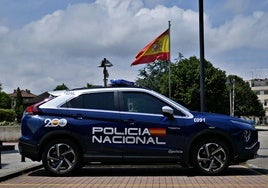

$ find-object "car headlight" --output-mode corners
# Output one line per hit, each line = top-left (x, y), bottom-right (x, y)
(243, 130), (251, 143)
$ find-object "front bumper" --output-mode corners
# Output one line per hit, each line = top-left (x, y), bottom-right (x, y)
(234, 141), (260, 163)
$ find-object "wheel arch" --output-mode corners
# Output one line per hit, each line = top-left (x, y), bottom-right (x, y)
(38, 130), (84, 161)
(185, 129), (235, 166)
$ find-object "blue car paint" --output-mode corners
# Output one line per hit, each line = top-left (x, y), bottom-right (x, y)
(18, 86), (259, 174)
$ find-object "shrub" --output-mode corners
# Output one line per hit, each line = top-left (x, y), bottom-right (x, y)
(0, 108), (16, 122)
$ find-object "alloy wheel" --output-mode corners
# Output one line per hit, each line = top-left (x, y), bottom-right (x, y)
(46, 143), (76, 174)
(197, 142), (227, 173)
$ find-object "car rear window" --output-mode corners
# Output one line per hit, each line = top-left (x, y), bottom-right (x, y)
(61, 92), (116, 111)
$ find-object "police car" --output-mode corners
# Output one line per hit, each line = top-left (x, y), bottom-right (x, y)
(19, 79), (259, 175)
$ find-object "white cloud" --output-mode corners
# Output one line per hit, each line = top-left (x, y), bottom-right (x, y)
(223, 0), (250, 14)
(0, 26), (8, 35)
(206, 11), (268, 54)
(0, 0), (267, 94)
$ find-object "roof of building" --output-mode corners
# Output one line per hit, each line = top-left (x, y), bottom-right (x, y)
(9, 89), (37, 98)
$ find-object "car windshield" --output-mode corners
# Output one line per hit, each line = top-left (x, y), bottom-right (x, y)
(151, 91), (190, 113)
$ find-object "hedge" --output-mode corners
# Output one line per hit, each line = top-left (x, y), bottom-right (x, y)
(0, 108), (16, 122)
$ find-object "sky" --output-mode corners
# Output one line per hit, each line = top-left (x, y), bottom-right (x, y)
(0, 0), (267, 94)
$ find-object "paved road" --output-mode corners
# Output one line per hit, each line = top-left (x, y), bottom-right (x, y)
(247, 130), (268, 171)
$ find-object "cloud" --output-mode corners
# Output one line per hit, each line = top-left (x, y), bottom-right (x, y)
(0, 26), (8, 35)
(0, 0), (267, 94)
(206, 11), (268, 54)
(223, 0), (250, 14)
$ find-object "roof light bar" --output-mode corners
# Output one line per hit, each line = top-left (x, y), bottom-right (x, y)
(110, 79), (135, 87)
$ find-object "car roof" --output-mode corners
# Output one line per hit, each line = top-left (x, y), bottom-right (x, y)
(42, 86), (193, 118)
(43, 87), (153, 108)
(49, 86), (149, 96)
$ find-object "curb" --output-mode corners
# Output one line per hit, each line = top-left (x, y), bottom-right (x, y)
(256, 128), (268, 131)
(0, 164), (43, 182)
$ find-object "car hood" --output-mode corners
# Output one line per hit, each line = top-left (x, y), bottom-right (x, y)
(190, 111), (255, 130)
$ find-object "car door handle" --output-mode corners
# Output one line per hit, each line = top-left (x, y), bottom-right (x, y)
(123, 119), (135, 126)
(75, 114), (83, 120)
(168, 127), (180, 130)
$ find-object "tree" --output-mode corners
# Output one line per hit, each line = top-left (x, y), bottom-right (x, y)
(54, 83), (69, 91)
(136, 55), (264, 117)
(228, 75), (265, 117)
(136, 56), (229, 114)
(85, 83), (93, 88)
(0, 91), (11, 109)
(135, 60), (169, 92)
(162, 56), (229, 114)
(14, 87), (24, 122)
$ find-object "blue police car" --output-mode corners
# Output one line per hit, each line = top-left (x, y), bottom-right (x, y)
(19, 80), (259, 175)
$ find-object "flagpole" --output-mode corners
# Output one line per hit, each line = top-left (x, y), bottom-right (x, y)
(168, 21), (171, 98)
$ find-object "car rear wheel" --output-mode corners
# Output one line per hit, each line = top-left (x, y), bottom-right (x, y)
(42, 139), (81, 176)
(192, 139), (229, 175)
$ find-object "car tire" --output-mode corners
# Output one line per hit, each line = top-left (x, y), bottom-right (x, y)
(41, 139), (81, 176)
(192, 138), (229, 175)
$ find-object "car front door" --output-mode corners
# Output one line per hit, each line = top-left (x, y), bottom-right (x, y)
(119, 91), (187, 163)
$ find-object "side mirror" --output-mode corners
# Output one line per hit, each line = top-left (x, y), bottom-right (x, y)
(162, 106), (174, 119)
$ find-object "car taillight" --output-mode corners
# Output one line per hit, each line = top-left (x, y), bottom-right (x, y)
(25, 98), (52, 115)
(25, 104), (40, 115)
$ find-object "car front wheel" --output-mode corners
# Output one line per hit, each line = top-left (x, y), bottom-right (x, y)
(42, 139), (81, 176)
(192, 139), (230, 175)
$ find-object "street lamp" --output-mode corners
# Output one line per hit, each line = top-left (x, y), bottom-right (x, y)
(98, 58), (113, 87)
(226, 78), (235, 116)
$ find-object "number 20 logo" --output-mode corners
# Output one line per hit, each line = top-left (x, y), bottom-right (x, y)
(44, 118), (67, 127)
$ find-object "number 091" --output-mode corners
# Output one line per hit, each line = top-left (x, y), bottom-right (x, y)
(194, 118), (206, 123)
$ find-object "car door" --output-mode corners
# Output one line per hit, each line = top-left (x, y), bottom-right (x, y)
(65, 91), (123, 162)
(119, 91), (187, 163)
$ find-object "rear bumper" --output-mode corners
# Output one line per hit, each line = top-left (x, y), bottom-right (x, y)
(18, 139), (41, 161)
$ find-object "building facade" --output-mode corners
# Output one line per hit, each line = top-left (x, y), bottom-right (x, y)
(9, 89), (37, 108)
(248, 79), (268, 125)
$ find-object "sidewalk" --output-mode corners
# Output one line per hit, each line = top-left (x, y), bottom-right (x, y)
(255, 125), (268, 131)
(0, 143), (42, 182)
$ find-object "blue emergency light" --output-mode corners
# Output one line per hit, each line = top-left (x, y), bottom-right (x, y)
(110, 79), (135, 87)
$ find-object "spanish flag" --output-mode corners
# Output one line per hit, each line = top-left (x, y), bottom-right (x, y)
(131, 29), (170, 66)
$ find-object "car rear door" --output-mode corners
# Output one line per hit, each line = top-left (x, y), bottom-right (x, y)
(64, 91), (124, 162)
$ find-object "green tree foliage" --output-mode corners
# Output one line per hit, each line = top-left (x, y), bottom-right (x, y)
(86, 83), (93, 88)
(0, 109), (16, 122)
(228, 75), (265, 117)
(0, 91), (11, 109)
(167, 56), (229, 114)
(54, 83), (69, 91)
(136, 55), (264, 117)
(14, 87), (24, 122)
(135, 60), (169, 92)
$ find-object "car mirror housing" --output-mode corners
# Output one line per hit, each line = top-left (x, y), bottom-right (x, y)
(162, 106), (174, 119)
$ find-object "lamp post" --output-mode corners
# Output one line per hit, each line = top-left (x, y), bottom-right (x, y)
(226, 78), (235, 116)
(199, 0), (205, 112)
(98, 58), (113, 87)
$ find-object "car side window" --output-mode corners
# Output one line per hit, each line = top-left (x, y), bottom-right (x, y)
(62, 92), (116, 111)
(122, 92), (167, 114)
